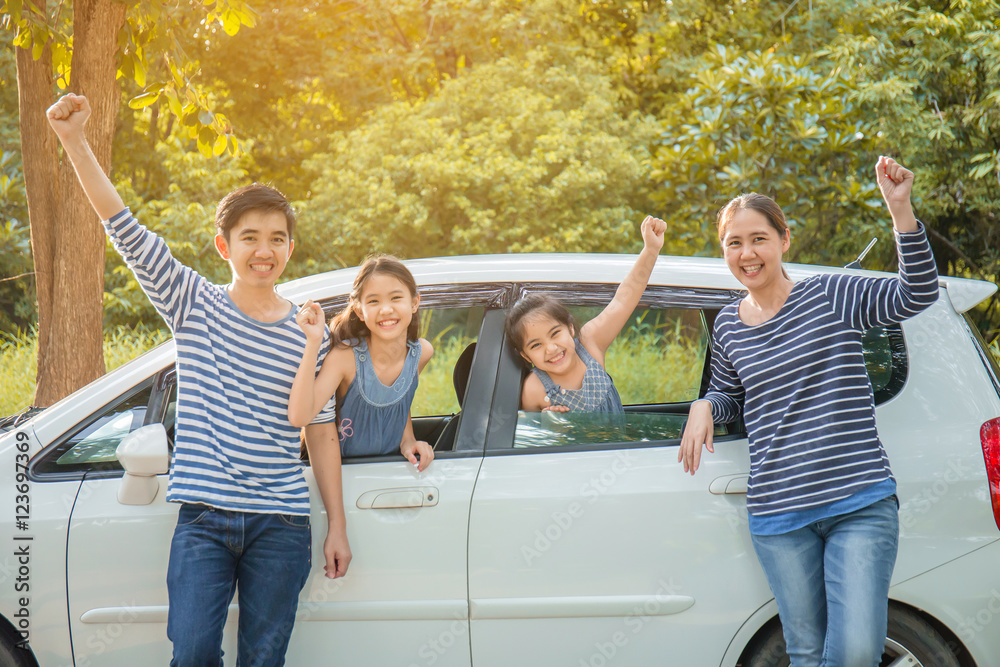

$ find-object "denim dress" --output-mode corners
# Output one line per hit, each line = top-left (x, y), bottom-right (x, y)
(338, 338), (422, 457)
(532, 340), (624, 413)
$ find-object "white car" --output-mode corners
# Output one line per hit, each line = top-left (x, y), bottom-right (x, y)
(2, 254), (999, 667)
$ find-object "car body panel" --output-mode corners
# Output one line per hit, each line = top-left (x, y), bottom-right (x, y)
(889, 539), (1000, 666)
(467, 442), (773, 667)
(2, 425), (77, 664)
(1, 254), (998, 665)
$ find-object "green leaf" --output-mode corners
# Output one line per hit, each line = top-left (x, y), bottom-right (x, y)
(164, 88), (183, 117)
(134, 56), (147, 89)
(128, 92), (160, 110)
(213, 134), (227, 156)
(221, 10), (241, 36)
(197, 128), (215, 158)
(199, 109), (214, 126)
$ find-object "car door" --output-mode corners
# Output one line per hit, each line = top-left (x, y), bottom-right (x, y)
(30, 361), (182, 665)
(466, 284), (775, 667)
(62, 286), (506, 666)
(285, 289), (505, 666)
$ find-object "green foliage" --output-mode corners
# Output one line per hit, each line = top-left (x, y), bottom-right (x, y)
(412, 335), (473, 416)
(651, 45), (881, 261)
(606, 332), (706, 404)
(0, 0), (254, 156)
(299, 50), (658, 267)
(820, 0), (1000, 338)
(4, 0), (999, 346)
(0, 325), (171, 415)
(0, 40), (33, 334)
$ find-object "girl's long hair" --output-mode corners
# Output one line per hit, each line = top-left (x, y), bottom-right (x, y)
(330, 255), (420, 346)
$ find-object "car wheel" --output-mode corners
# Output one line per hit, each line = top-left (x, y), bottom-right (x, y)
(741, 606), (961, 667)
(0, 637), (37, 667)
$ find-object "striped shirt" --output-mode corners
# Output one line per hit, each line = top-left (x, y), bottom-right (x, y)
(104, 209), (336, 515)
(704, 223), (938, 535)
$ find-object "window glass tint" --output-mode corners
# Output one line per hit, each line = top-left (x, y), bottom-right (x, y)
(53, 384), (153, 469)
(862, 327), (893, 395)
(564, 306), (708, 405)
(412, 306), (485, 416)
(514, 410), (728, 449)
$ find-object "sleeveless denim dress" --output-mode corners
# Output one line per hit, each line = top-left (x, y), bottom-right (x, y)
(532, 340), (624, 413)
(338, 338), (422, 457)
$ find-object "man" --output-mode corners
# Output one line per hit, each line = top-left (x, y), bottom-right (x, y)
(47, 93), (351, 666)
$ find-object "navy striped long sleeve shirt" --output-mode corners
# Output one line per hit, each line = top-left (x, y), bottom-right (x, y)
(104, 208), (336, 515)
(704, 223), (939, 535)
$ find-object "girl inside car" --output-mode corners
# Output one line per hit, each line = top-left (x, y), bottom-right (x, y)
(679, 157), (938, 667)
(504, 215), (666, 413)
(289, 255), (435, 471)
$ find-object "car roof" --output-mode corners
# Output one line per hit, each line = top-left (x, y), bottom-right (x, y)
(278, 253), (996, 312)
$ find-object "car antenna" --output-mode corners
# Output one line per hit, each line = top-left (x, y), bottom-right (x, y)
(845, 237), (878, 269)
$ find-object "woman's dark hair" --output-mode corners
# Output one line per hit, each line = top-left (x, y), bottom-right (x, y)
(215, 183), (296, 241)
(330, 255), (420, 346)
(504, 294), (576, 352)
(716, 192), (791, 279)
(716, 192), (789, 240)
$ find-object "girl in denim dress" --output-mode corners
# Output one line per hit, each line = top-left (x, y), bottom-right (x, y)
(289, 255), (435, 471)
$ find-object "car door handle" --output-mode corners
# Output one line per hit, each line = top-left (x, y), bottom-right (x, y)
(709, 474), (749, 495)
(356, 487), (440, 509)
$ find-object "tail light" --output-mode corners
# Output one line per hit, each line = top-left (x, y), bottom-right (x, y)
(982, 417), (1000, 532)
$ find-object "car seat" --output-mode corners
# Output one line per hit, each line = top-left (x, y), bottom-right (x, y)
(433, 342), (477, 451)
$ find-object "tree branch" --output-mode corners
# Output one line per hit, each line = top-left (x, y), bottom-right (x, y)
(925, 224), (990, 281)
(0, 272), (36, 284)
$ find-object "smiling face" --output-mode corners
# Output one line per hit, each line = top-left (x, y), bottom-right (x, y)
(518, 314), (579, 374)
(720, 208), (791, 291)
(354, 272), (420, 342)
(214, 210), (294, 289)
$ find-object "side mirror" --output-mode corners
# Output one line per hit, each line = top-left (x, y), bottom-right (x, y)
(116, 424), (170, 505)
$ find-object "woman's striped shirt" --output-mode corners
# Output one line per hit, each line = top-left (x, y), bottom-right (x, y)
(104, 208), (336, 516)
(704, 224), (938, 534)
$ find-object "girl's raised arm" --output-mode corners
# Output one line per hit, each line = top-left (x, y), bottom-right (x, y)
(288, 300), (344, 427)
(580, 216), (666, 364)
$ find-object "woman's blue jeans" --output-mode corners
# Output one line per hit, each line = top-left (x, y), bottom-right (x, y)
(166, 503), (312, 667)
(750, 495), (899, 667)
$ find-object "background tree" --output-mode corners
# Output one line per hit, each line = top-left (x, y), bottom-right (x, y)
(1, 0), (254, 406)
(298, 50), (658, 265)
(821, 0), (1000, 338)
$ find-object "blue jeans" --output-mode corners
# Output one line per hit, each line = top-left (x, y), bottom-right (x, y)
(751, 495), (899, 667)
(166, 504), (312, 667)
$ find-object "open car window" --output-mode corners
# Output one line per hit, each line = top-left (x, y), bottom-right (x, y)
(511, 301), (717, 449)
(321, 283), (507, 461)
(504, 284), (908, 451)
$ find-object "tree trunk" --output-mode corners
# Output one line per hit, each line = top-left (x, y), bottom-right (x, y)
(17, 0), (127, 407)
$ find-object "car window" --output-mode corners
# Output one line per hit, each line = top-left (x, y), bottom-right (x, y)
(512, 304), (715, 449)
(509, 306), (906, 451)
(33, 370), (176, 477)
(564, 305), (708, 404)
(412, 306), (485, 416)
(863, 325), (904, 399)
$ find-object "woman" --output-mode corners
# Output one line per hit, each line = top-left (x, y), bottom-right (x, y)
(678, 157), (939, 666)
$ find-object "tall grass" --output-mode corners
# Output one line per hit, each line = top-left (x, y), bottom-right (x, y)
(606, 334), (706, 404)
(0, 327), (171, 417)
(412, 335), (474, 416)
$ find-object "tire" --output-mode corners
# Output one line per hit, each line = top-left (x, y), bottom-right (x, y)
(741, 606), (962, 667)
(0, 635), (37, 667)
